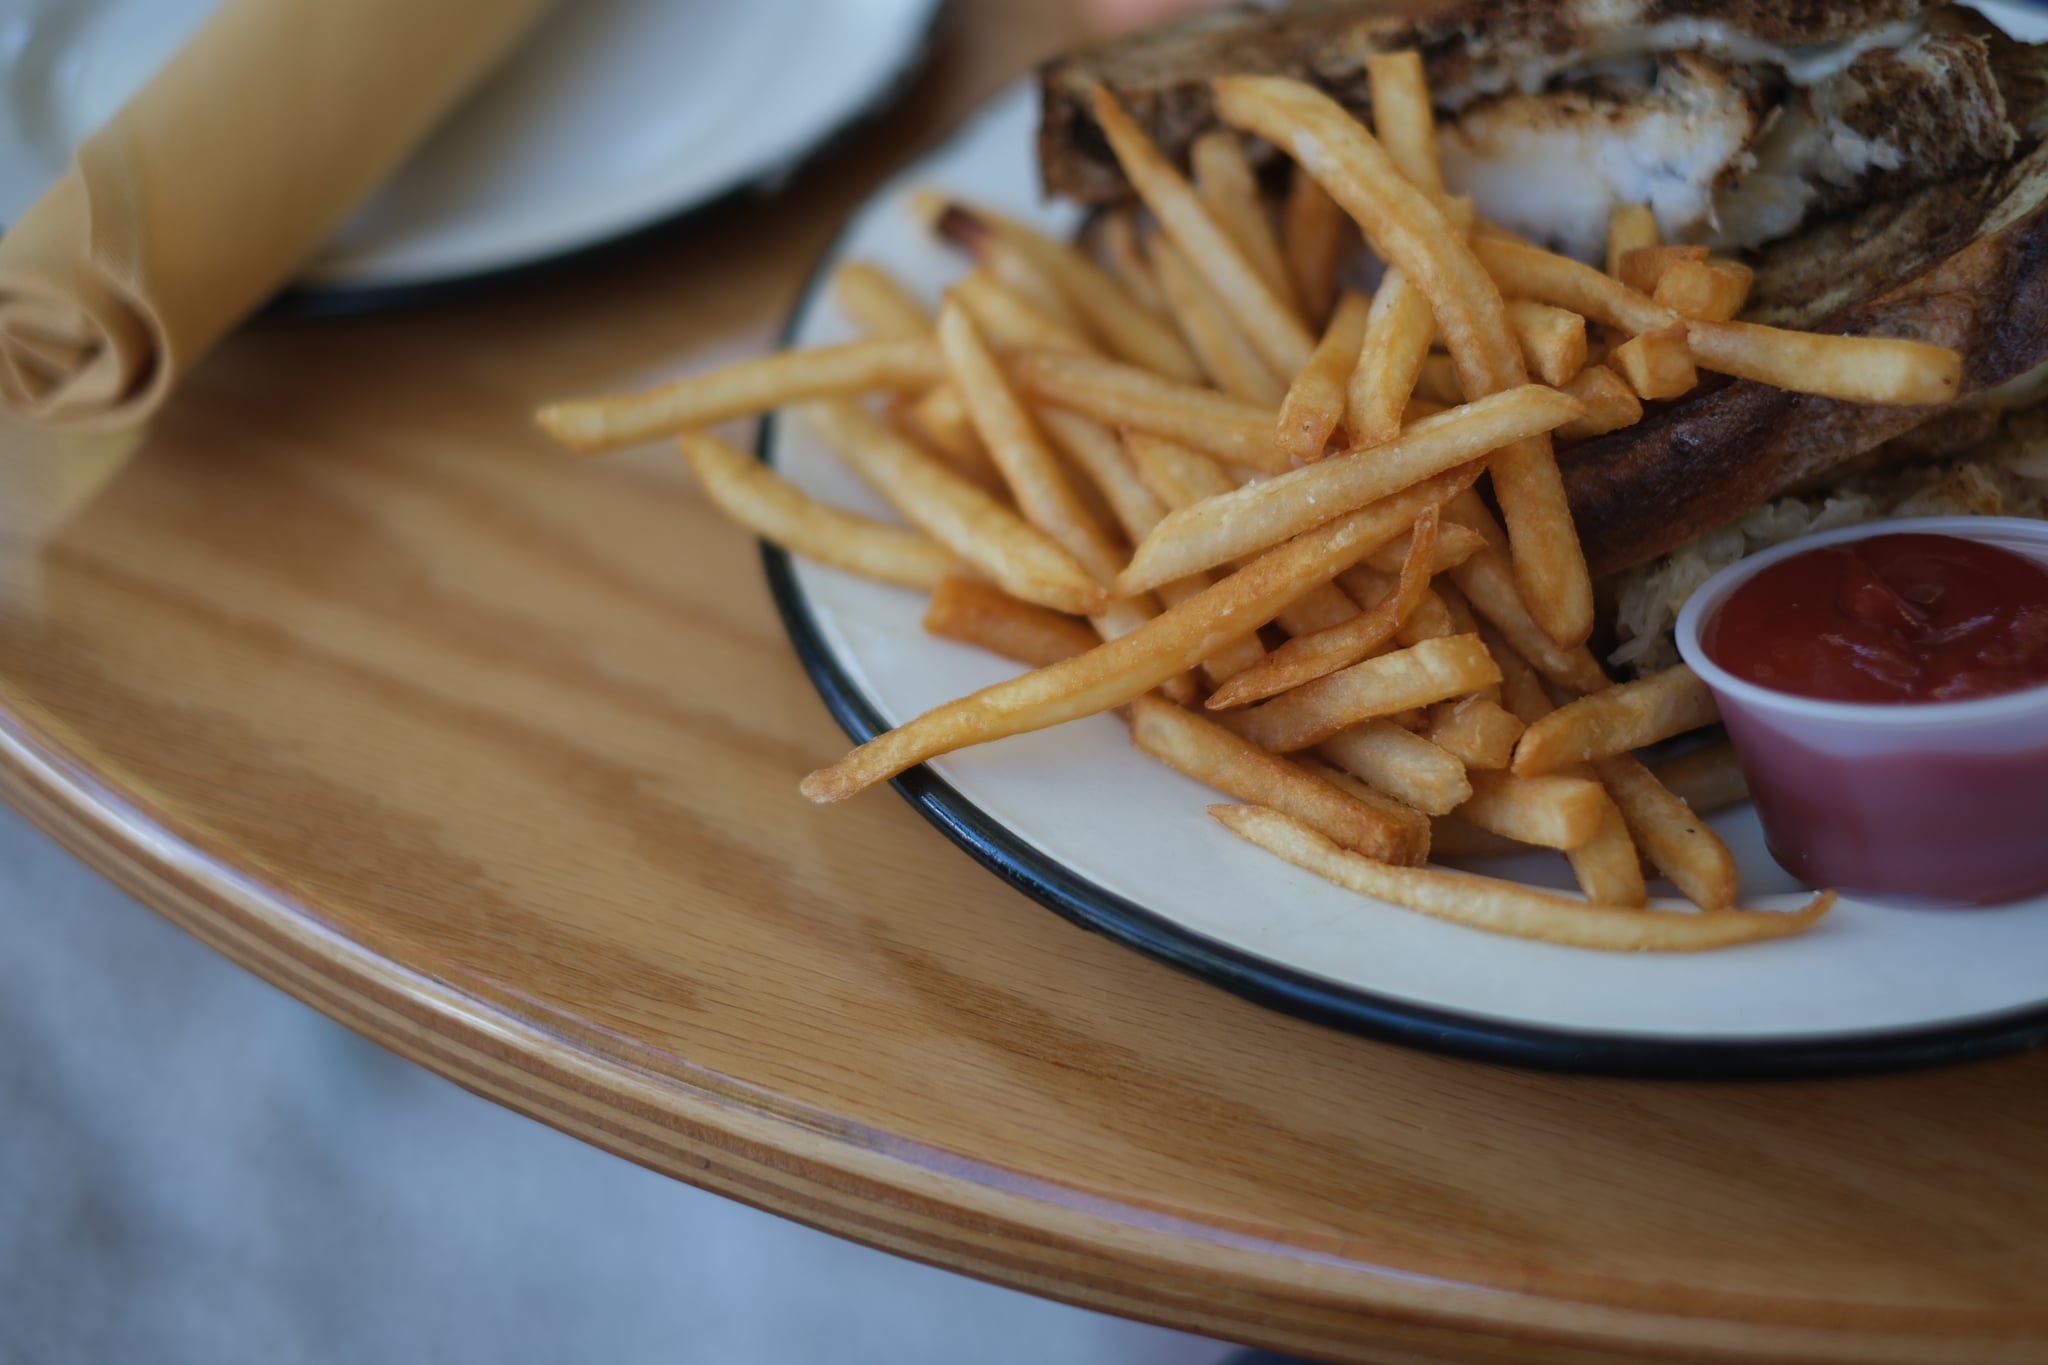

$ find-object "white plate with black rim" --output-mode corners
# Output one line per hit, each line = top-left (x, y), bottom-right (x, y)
(758, 3), (2048, 1079)
(0, 0), (941, 310)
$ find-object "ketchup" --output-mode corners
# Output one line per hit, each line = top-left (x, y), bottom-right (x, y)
(1702, 532), (2048, 704)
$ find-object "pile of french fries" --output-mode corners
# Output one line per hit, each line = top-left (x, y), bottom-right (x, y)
(537, 55), (1971, 951)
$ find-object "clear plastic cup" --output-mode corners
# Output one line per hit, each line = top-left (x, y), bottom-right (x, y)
(1675, 516), (2048, 908)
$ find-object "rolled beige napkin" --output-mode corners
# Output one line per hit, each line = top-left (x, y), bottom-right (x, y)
(0, 0), (553, 432)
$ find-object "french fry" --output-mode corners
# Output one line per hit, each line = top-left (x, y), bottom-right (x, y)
(1131, 697), (1428, 864)
(1458, 770), (1610, 850)
(1472, 234), (1965, 405)
(832, 261), (930, 341)
(1606, 204), (1659, 280)
(936, 202), (1205, 384)
(938, 304), (1126, 589)
(1119, 385), (1581, 594)
(1504, 299), (1588, 387)
(1279, 290), (1374, 464)
(1094, 87), (1316, 379)
(1152, 572), (1271, 685)
(1480, 620), (1559, 726)
(1512, 665), (1721, 775)
(1149, 235), (1288, 404)
(1226, 634), (1502, 753)
(1214, 76), (1595, 649)
(677, 432), (957, 590)
(1093, 594), (1203, 707)
(1122, 431), (1239, 508)
(1318, 720), (1472, 816)
(1093, 209), (1171, 319)
(1611, 324), (1699, 401)
(923, 576), (1100, 668)
(1425, 695), (1526, 771)
(978, 233), (1090, 337)
(802, 400), (1107, 617)
(1345, 268), (1436, 451)
(1402, 396), (1447, 426)
(1300, 757), (1440, 853)
(1366, 51), (1446, 198)
(1284, 164), (1348, 328)
(1016, 351), (1289, 475)
(1190, 130), (1296, 306)
(801, 496), (1456, 801)
(1651, 738), (1750, 816)
(1565, 800), (1650, 908)
(1556, 365), (1643, 442)
(1654, 258), (1753, 322)
(1441, 493), (1612, 694)
(1430, 815), (1527, 860)
(1393, 585), (1460, 645)
(1212, 806), (1833, 951)
(1362, 518), (1485, 575)
(1037, 408), (1166, 545)
(538, 339), (946, 454)
(1594, 753), (1740, 911)
(1205, 506), (1439, 709)
(1130, 386), (1572, 593)
(1618, 244), (1710, 297)
(948, 269), (1094, 357)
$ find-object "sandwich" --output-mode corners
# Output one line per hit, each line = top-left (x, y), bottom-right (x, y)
(1037, 0), (2048, 668)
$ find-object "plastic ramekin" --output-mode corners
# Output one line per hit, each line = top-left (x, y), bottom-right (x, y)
(1675, 516), (2048, 908)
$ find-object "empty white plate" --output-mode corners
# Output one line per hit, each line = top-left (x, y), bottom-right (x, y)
(0, 0), (940, 298)
(759, 2), (2048, 1077)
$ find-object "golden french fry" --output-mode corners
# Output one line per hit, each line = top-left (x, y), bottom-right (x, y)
(1345, 268), (1436, 451)
(801, 495), (1448, 801)
(1654, 258), (1753, 322)
(1015, 351), (1288, 474)
(1284, 164), (1348, 329)
(1566, 799), (1650, 908)
(1512, 665), (1721, 775)
(937, 304), (1125, 586)
(1120, 385), (1581, 594)
(1095, 86), (1316, 379)
(1213, 76), (1593, 649)
(1152, 571), (1270, 685)
(1402, 396), (1447, 426)
(1394, 585), (1459, 645)
(1686, 319), (1962, 407)
(948, 270), (1093, 357)
(1092, 209), (1172, 319)
(1606, 204), (1659, 280)
(1212, 805), (1833, 951)
(1611, 324), (1699, 401)
(1279, 289), (1374, 464)
(1190, 130), (1296, 306)
(1556, 365), (1643, 442)
(1651, 738), (1750, 816)
(1618, 244), (1710, 297)
(1472, 235), (1964, 405)
(1366, 51), (1445, 198)
(1441, 493), (1612, 695)
(802, 400), (1107, 617)
(1362, 519), (1485, 575)
(1414, 354), (1465, 405)
(832, 261), (931, 341)
(1318, 720), (1472, 816)
(538, 338), (946, 454)
(935, 201), (1205, 384)
(1505, 299), (1588, 387)
(979, 233), (1089, 337)
(922, 576), (1100, 668)
(1479, 620), (1560, 726)
(1458, 770), (1610, 850)
(678, 432), (957, 590)
(1131, 697), (1428, 864)
(1091, 593), (1202, 708)
(1206, 506), (1439, 709)
(1594, 753), (1740, 911)
(1425, 695), (1526, 771)
(1149, 234), (1287, 404)
(1226, 634), (1502, 753)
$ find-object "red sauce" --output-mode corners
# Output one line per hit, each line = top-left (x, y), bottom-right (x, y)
(1703, 533), (2048, 704)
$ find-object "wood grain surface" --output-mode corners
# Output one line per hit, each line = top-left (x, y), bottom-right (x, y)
(3, 5), (2047, 1362)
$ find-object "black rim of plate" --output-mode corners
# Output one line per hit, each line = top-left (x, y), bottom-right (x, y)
(754, 92), (2048, 1083)
(258, 0), (943, 319)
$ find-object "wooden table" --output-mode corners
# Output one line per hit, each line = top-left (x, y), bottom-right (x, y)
(4, 5), (2045, 1361)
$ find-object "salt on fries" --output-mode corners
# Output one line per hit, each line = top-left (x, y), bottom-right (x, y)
(529, 52), (1980, 956)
